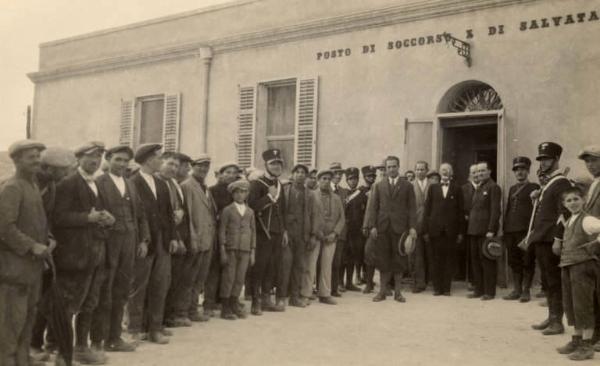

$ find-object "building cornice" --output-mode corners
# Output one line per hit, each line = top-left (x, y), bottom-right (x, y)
(28, 0), (541, 83)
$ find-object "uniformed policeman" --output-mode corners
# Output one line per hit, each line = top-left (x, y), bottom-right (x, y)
(502, 157), (540, 302)
(342, 167), (367, 291)
(248, 149), (288, 315)
(530, 142), (573, 335)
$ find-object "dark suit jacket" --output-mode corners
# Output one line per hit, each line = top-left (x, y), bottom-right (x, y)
(461, 182), (476, 218)
(530, 174), (572, 243)
(363, 177), (417, 235)
(423, 182), (465, 238)
(283, 183), (321, 243)
(96, 173), (150, 252)
(130, 172), (176, 254)
(467, 179), (502, 236)
(345, 187), (369, 235)
(585, 179), (600, 217)
(219, 203), (256, 251)
(333, 185), (349, 240)
(53, 171), (107, 271)
(504, 182), (539, 233)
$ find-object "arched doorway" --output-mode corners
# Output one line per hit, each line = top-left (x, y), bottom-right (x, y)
(435, 81), (504, 187)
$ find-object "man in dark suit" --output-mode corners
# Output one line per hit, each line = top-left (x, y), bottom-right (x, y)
(53, 141), (113, 364)
(343, 167), (369, 291)
(248, 149), (288, 314)
(530, 142), (573, 335)
(459, 164), (478, 285)
(502, 157), (539, 303)
(127, 144), (177, 345)
(466, 161), (501, 300)
(359, 165), (378, 293)
(363, 156), (417, 303)
(423, 163), (465, 295)
(90, 146), (149, 352)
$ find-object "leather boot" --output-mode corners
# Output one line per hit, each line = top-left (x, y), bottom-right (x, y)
(373, 272), (390, 302)
(393, 274), (406, 303)
(261, 294), (277, 312)
(231, 297), (247, 319)
(251, 297), (262, 316)
(520, 272), (533, 303)
(569, 339), (594, 361)
(503, 272), (522, 300)
(220, 298), (237, 320)
(531, 318), (551, 330)
(274, 298), (286, 312)
(148, 331), (169, 344)
(557, 335), (581, 354)
(542, 318), (565, 336)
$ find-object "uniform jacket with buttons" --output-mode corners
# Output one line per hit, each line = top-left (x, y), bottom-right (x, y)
(248, 175), (286, 236)
(503, 181), (539, 233)
(530, 174), (572, 244)
(467, 179), (502, 236)
(219, 203), (256, 252)
(344, 186), (369, 235)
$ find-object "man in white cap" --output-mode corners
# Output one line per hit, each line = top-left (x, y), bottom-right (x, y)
(0, 140), (50, 366)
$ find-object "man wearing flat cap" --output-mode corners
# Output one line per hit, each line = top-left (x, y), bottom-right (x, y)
(363, 156), (417, 303)
(30, 146), (74, 359)
(203, 161), (240, 318)
(52, 141), (114, 364)
(529, 142), (573, 335)
(89, 145), (150, 352)
(248, 149), (288, 314)
(281, 164), (321, 307)
(502, 156), (539, 303)
(180, 154), (216, 323)
(306, 169), (318, 190)
(175, 153), (193, 184)
(0, 140), (51, 366)
(576, 145), (600, 348)
(127, 143), (178, 345)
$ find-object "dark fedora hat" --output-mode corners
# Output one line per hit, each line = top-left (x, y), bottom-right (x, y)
(482, 236), (503, 260)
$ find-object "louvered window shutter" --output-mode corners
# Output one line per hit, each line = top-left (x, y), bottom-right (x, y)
(237, 86), (256, 168)
(162, 94), (181, 152)
(293, 77), (319, 167)
(119, 100), (134, 147)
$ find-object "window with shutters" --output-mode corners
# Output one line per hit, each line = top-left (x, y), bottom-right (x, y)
(238, 77), (318, 174)
(120, 93), (181, 151)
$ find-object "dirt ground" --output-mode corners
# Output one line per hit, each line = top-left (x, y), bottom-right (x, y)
(97, 283), (576, 366)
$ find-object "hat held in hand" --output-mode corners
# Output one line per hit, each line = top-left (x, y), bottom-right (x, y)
(482, 237), (503, 260)
(398, 232), (416, 256)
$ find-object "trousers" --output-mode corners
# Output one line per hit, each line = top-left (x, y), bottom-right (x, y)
(318, 240), (337, 298)
(251, 231), (283, 299)
(220, 250), (251, 298)
(278, 237), (306, 299)
(535, 242), (563, 320)
(470, 236), (497, 297)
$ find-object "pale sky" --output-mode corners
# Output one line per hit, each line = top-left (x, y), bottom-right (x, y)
(0, 0), (233, 151)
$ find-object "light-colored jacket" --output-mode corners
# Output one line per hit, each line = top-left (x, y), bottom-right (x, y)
(412, 179), (429, 233)
(181, 176), (216, 252)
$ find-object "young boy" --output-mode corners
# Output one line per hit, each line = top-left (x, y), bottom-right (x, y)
(555, 186), (600, 361)
(219, 180), (256, 320)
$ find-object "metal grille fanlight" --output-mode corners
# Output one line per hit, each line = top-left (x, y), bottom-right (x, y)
(449, 85), (503, 112)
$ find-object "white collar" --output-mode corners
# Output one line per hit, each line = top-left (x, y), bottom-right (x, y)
(78, 167), (96, 181)
(109, 172), (124, 181)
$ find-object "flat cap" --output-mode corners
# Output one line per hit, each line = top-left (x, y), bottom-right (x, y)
(262, 149), (283, 164)
(227, 179), (250, 193)
(577, 145), (600, 160)
(536, 142), (562, 161)
(41, 147), (75, 168)
(8, 139), (46, 159)
(134, 143), (162, 164)
(74, 141), (105, 158)
(317, 169), (333, 179)
(308, 168), (318, 176)
(219, 161), (240, 173)
(175, 152), (193, 164)
(292, 164), (309, 174)
(361, 165), (377, 177)
(346, 167), (359, 179)
(105, 145), (134, 161)
(512, 156), (532, 171)
(192, 153), (211, 166)
(329, 162), (343, 172)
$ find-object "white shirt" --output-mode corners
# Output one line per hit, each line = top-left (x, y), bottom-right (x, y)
(170, 178), (184, 204)
(235, 202), (247, 216)
(441, 180), (450, 198)
(78, 167), (98, 196)
(140, 171), (157, 199)
(109, 173), (126, 197)
(587, 177), (600, 205)
(417, 178), (427, 192)
(388, 176), (398, 186)
(567, 213), (600, 235)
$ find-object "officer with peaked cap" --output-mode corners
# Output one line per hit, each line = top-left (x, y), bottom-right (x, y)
(248, 148), (288, 314)
(502, 156), (540, 303)
(530, 142), (573, 335)
(343, 167), (369, 292)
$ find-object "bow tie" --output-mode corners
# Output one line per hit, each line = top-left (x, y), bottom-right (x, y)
(441, 182), (449, 187)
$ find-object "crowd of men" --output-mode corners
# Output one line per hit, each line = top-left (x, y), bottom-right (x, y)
(0, 137), (599, 365)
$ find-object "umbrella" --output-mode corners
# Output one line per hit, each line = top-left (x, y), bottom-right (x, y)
(42, 257), (73, 366)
